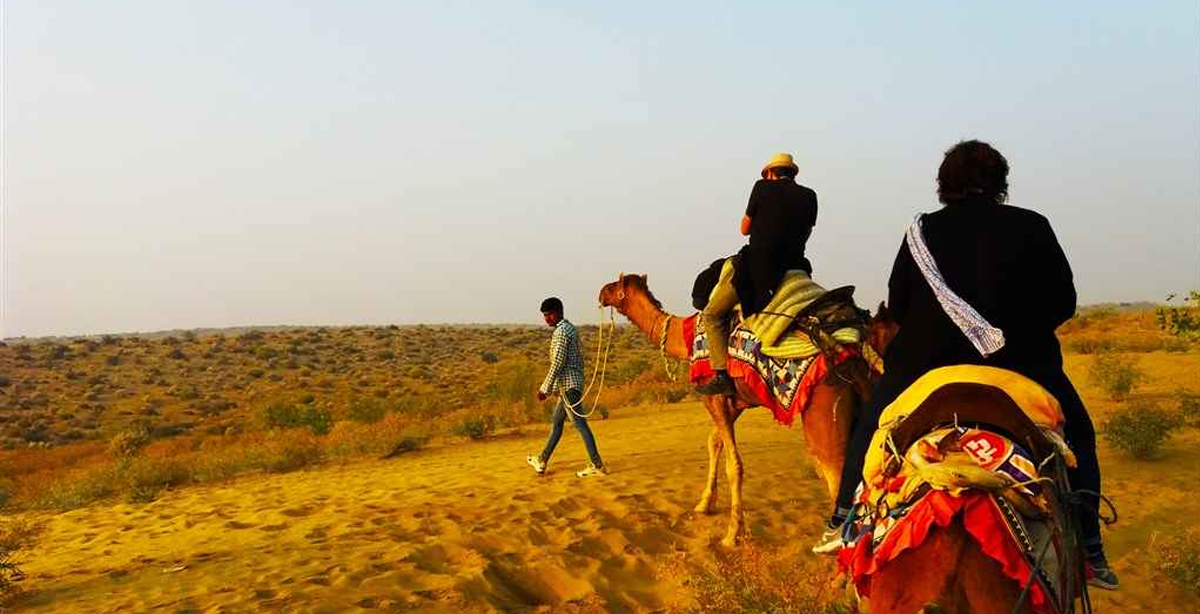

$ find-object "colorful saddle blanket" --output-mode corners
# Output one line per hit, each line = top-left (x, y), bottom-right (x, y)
(839, 371), (1079, 614)
(683, 315), (853, 426)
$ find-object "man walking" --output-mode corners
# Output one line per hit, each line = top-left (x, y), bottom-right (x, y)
(527, 297), (607, 477)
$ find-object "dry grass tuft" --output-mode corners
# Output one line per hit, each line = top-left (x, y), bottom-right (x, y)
(659, 543), (850, 613)
(1152, 530), (1200, 595)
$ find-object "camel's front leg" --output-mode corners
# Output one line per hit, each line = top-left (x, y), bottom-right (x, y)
(720, 414), (745, 548)
(694, 426), (723, 514)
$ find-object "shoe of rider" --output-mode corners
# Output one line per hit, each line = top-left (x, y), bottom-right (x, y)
(811, 525), (845, 555)
(1086, 552), (1120, 590)
(695, 370), (736, 396)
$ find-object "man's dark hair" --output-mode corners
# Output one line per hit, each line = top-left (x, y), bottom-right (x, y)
(773, 166), (798, 179)
(540, 297), (564, 314)
(936, 140), (1009, 205)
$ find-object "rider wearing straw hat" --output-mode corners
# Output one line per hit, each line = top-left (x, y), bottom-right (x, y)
(696, 153), (819, 395)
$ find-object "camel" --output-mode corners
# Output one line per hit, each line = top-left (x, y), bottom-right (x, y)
(597, 273), (890, 547)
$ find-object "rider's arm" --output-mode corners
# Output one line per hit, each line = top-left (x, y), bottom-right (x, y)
(740, 215), (752, 236)
(887, 240), (913, 323)
(1029, 215), (1077, 328)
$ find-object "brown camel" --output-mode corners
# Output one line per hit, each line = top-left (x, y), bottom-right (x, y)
(598, 273), (889, 547)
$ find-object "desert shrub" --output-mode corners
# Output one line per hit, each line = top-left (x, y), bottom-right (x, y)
(35, 466), (123, 510)
(108, 425), (151, 460)
(1157, 291), (1200, 341)
(612, 358), (650, 384)
(452, 416), (495, 440)
(1065, 337), (1113, 355)
(1102, 400), (1181, 459)
(0, 376), (9, 389)
(1178, 390), (1200, 427)
(1088, 351), (1147, 400)
(324, 415), (429, 458)
(1151, 530), (1200, 594)
(260, 431), (324, 472)
(347, 397), (389, 423)
(0, 518), (40, 606)
(125, 457), (192, 503)
(488, 360), (539, 402)
(480, 351), (499, 364)
(659, 543), (846, 614)
(1164, 338), (1191, 353)
(261, 403), (333, 435)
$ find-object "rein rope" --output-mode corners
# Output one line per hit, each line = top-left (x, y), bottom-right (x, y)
(563, 306), (616, 419)
(657, 314), (679, 382)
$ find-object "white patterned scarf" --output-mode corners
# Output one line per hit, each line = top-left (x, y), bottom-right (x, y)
(904, 214), (1006, 357)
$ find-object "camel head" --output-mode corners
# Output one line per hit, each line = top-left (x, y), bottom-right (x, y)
(869, 301), (900, 355)
(598, 273), (657, 315)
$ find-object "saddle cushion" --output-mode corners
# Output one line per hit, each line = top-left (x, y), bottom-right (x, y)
(862, 366), (1065, 497)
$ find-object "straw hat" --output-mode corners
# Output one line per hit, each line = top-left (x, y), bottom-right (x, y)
(761, 152), (799, 178)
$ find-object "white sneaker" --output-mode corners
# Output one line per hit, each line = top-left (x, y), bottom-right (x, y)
(527, 455), (546, 475)
(576, 464), (608, 478)
(811, 527), (845, 555)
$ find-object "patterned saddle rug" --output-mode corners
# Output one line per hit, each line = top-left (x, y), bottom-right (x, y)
(682, 315), (855, 426)
(838, 370), (1082, 614)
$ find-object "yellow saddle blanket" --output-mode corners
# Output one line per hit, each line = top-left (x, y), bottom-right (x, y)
(862, 366), (1068, 506)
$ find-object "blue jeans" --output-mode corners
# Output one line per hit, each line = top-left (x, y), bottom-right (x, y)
(539, 389), (603, 468)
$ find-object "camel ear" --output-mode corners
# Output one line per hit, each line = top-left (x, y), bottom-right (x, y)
(619, 271), (625, 281)
(640, 274), (648, 282)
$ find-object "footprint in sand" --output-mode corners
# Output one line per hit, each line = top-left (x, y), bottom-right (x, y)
(280, 506), (316, 518)
(224, 520), (255, 530)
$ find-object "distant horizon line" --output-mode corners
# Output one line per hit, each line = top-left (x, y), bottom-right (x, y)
(0, 300), (1166, 343)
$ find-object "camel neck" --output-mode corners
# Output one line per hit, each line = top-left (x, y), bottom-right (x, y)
(623, 292), (670, 340)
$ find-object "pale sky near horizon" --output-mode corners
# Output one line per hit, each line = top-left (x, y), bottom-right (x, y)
(3, 2), (1199, 338)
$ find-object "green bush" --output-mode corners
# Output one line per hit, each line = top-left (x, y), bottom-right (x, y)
(262, 404), (333, 435)
(1102, 400), (1181, 459)
(1152, 530), (1200, 594)
(1065, 337), (1113, 355)
(452, 416), (495, 440)
(1088, 351), (1147, 400)
(347, 397), (388, 424)
(0, 518), (39, 606)
(125, 457), (192, 503)
(1178, 390), (1200, 427)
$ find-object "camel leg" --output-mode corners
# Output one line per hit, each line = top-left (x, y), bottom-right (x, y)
(694, 426), (723, 514)
(714, 398), (745, 548)
(719, 424), (745, 547)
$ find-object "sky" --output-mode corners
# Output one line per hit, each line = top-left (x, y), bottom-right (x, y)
(3, 2), (1198, 338)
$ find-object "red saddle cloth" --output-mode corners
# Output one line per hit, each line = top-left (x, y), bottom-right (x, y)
(838, 490), (1059, 614)
(682, 314), (853, 426)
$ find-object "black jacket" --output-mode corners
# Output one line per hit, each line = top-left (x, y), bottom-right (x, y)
(882, 202), (1077, 386)
(733, 179), (818, 316)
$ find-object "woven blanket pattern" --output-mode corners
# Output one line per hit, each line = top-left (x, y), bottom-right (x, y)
(685, 315), (829, 426)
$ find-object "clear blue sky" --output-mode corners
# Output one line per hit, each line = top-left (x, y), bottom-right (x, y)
(4, 2), (1198, 337)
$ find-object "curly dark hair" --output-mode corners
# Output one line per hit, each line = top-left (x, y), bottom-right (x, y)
(936, 140), (1009, 205)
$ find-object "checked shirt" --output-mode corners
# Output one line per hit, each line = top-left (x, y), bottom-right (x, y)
(539, 319), (586, 396)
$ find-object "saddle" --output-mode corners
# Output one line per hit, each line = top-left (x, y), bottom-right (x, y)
(842, 368), (1082, 614)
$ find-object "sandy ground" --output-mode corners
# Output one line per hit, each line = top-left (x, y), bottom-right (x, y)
(12, 390), (1200, 613)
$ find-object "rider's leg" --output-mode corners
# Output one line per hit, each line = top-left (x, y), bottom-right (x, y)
(698, 259), (739, 395)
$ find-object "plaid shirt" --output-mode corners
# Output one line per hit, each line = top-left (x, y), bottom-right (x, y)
(540, 319), (586, 395)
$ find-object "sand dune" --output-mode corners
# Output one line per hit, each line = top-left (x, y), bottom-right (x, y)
(12, 397), (1200, 613)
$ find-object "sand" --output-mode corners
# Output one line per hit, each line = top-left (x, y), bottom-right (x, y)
(12, 394), (1200, 613)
